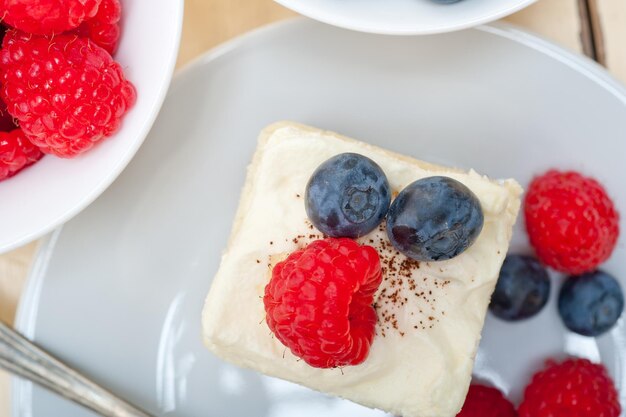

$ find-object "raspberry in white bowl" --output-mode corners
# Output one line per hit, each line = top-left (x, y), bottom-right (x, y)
(0, 0), (183, 253)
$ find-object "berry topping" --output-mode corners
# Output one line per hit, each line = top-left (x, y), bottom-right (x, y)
(558, 270), (624, 337)
(457, 385), (517, 417)
(0, 28), (13, 132)
(525, 170), (619, 275)
(305, 153), (390, 238)
(0, 128), (43, 180)
(489, 255), (550, 321)
(74, 0), (122, 55)
(0, 96), (17, 132)
(519, 358), (620, 417)
(386, 176), (484, 261)
(1, 0), (102, 35)
(263, 238), (382, 368)
(0, 30), (136, 158)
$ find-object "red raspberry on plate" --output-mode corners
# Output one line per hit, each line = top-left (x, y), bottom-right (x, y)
(0, 128), (43, 180)
(1, 0), (102, 35)
(0, 30), (136, 158)
(519, 358), (620, 417)
(525, 170), (619, 274)
(74, 0), (122, 55)
(264, 238), (382, 368)
(457, 385), (517, 417)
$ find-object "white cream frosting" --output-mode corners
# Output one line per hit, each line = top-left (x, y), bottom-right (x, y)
(202, 122), (522, 417)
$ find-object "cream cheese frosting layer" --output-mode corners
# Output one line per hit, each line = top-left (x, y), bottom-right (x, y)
(202, 122), (522, 417)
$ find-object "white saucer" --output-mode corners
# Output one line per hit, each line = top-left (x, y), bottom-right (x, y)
(14, 19), (626, 417)
(274, 0), (536, 35)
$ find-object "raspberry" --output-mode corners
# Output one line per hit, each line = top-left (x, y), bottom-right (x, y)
(0, 20), (15, 133)
(519, 358), (620, 417)
(0, 30), (136, 158)
(525, 170), (619, 274)
(1, 0), (102, 35)
(457, 385), (517, 417)
(264, 238), (382, 368)
(74, 0), (121, 55)
(0, 96), (17, 132)
(0, 128), (43, 180)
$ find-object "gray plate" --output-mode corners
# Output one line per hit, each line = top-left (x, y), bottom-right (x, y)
(14, 18), (626, 417)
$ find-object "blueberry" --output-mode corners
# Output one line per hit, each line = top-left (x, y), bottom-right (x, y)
(431, 0), (463, 3)
(558, 270), (624, 337)
(386, 176), (483, 261)
(489, 255), (551, 321)
(305, 153), (390, 238)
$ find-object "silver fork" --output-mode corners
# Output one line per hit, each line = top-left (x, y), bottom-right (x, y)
(0, 320), (155, 417)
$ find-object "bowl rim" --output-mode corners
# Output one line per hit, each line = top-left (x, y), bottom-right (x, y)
(274, 0), (537, 35)
(0, 0), (185, 254)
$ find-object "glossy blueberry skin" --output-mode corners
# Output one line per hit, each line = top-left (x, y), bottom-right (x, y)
(558, 271), (624, 337)
(489, 255), (551, 321)
(386, 176), (484, 261)
(305, 153), (391, 238)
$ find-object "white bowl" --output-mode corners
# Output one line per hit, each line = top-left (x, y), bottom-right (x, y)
(0, 0), (184, 253)
(274, 0), (536, 34)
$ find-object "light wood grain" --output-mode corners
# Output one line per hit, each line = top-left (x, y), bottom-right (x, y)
(0, 243), (36, 325)
(0, 0), (615, 415)
(506, 0), (583, 53)
(0, 243), (35, 416)
(177, 0), (295, 67)
(595, 0), (626, 83)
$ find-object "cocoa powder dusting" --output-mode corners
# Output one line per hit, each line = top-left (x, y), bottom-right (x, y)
(273, 220), (451, 338)
(369, 221), (451, 335)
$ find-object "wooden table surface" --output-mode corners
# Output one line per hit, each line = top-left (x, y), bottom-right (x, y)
(1, 0), (625, 415)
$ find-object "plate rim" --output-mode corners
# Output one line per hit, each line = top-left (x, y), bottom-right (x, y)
(12, 17), (626, 416)
(0, 0), (185, 255)
(274, 0), (538, 35)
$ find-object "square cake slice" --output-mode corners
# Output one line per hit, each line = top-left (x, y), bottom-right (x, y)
(202, 122), (522, 417)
